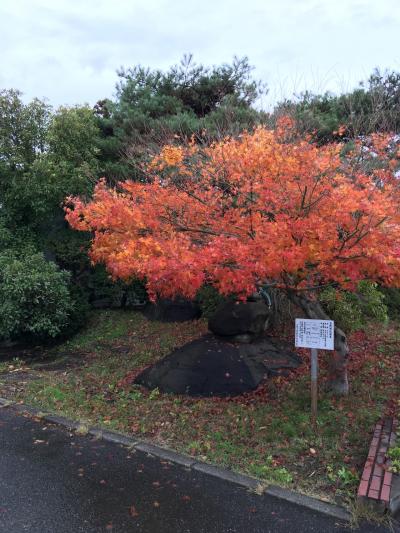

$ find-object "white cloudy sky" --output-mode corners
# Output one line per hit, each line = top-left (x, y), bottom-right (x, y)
(1, 0), (399, 109)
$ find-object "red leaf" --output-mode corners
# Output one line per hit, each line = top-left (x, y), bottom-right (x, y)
(129, 505), (139, 517)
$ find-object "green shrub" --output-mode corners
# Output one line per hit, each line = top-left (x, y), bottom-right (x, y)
(379, 287), (400, 319)
(125, 278), (148, 307)
(196, 285), (227, 318)
(388, 446), (400, 473)
(319, 289), (362, 332)
(0, 251), (75, 342)
(87, 265), (122, 306)
(320, 281), (388, 332)
(357, 280), (388, 322)
(45, 227), (91, 274)
(63, 283), (90, 335)
(88, 266), (148, 308)
(46, 230), (148, 312)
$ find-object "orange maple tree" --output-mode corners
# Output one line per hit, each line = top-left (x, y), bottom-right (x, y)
(66, 119), (400, 394)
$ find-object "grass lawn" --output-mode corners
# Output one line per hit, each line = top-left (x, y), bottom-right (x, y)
(1, 309), (399, 509)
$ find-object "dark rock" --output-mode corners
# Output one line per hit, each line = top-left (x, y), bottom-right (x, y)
(237, 338), (302, 376)
(126, 299), (147, 309)
(135, 334), (301, 397)
(91, 298), (112, 309)
(0, 371), (38, 383)
(227, 334), (254, 344)
(142, 298), (201, 323)
(0, 340), (19, 349)
(208, 300), (270, 339)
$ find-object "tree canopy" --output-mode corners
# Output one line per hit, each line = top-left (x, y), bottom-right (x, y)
(66, 117), (400, 393)
(0, 91), (99, 232)
(0, 90), (101, 340)
(66, 118), (400, 300)
(276, 68), (400, 144)
(94, 55), (266, 182)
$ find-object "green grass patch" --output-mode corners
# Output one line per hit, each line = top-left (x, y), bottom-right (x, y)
(62, 310), (138, 350)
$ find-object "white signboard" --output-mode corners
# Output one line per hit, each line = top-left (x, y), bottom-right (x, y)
(295, 319), (334, 350)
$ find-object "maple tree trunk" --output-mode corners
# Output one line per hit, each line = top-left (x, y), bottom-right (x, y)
(287, 291), (350, 395)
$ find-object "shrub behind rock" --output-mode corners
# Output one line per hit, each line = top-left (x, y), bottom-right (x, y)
(319, 281), (388, 333)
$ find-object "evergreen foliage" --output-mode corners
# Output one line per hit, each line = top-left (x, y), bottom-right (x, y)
(0, 250), (74, 341)
(320, 282), (388, 333)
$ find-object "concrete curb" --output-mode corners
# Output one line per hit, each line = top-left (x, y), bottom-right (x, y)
(40, 413), (81, 431)
(91, 427), (139, 447)
(264, 485), (350, 521)
(0, 398), (351, 522)
(135, 442), (196, 468)
(191, 461), (262, 491)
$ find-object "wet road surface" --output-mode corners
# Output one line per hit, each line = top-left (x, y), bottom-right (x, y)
(0, 407), (395, 532)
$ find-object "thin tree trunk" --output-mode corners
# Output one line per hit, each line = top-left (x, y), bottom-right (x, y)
(287, 291), (349, 395)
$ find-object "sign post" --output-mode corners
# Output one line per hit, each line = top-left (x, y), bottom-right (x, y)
(295, 319), (334, 429)
(310, 348), (318, 428)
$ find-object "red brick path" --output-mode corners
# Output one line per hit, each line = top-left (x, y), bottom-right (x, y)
(358, 417), (397, 506)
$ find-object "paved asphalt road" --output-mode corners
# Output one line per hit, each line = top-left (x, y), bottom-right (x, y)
(0, 407), (396, 533)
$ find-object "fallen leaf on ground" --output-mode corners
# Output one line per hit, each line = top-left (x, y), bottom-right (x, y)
(129, 505), (139, 517)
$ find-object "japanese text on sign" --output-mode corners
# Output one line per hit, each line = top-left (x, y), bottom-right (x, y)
(295, 319), (334, 350)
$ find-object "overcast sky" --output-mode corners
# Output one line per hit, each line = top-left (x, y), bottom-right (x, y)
(1, 0), (399, 110)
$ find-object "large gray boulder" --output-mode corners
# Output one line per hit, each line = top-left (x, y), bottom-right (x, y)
(134, 334), (301, 397)
(208, 300), (270, 340)
(142, 298), (201, 322)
